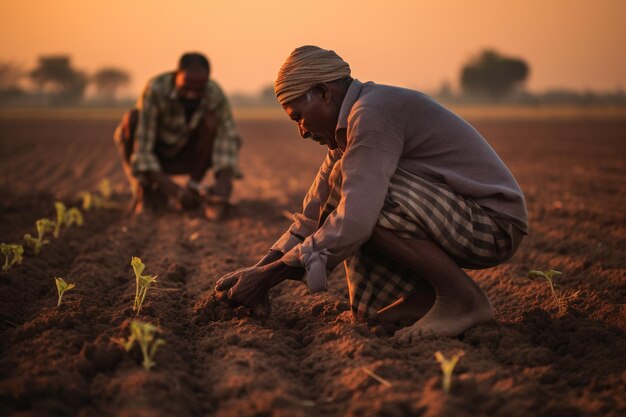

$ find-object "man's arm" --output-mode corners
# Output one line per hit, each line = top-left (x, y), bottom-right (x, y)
(281, 107), (404, 292)
(218, 109), (403, 305)
(215, 150), (339, 297)
(269, 150), (341, 256)
(130, 84), (161, 178)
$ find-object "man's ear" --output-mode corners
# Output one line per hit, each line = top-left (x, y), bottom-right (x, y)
(312, 83), (332, 103)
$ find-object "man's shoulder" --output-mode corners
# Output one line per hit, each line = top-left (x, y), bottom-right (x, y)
(350, 82), (446, 124)
(357, 82), (426, 108)
(144, 71), (175, 96)
(206, 79), (226, 98)
(205, 79), (233, 109)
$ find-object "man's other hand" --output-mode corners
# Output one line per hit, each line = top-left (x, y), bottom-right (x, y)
(215, 266), (272, 308)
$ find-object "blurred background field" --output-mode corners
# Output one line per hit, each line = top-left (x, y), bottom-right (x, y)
(3, 105), (626, 122)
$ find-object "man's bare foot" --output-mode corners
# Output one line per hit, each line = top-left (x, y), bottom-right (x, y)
(375, 280), (436, 322)
(394, 287), (494, 342)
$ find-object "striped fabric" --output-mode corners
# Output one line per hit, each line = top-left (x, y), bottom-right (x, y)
(321, 162), (518, 321)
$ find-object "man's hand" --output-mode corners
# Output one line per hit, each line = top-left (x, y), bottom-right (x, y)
(215, 265), (273, 307)
(149, 172), (201, 209)
(215, 260), (305, 308)
(178, 186), (201, 210)
(149, 171), (182, 199)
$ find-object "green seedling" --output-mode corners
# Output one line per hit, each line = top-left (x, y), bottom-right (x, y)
(55, 277), (76, 306)
(79, 190), (118, 210)
(1, 243), (24, 271)
(53, 201), (67, 238)
(131, 257), (158, 314)
(54, 202), (84, 238)
(527, 269), (565, 315)
(434, 351), (464, 394)
(79, 192), (104, 211)
(24, 218), (55, 256)
(98, 178), (112, 200)
(113, 320), (166, 370)
(64, 207), (84, 227)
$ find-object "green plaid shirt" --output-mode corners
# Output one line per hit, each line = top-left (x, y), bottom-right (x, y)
(130, 71), (241, 176)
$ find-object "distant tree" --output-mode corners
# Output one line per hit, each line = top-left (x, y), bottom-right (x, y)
(259, 84), (276, 102)
(460, 49), (529, 99)
(0, 61), (23, 92)
(92, 67), (131, 99)
(30, 55), (87, 101)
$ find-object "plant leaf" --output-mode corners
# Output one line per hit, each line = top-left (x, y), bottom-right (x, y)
(527, 270), (547, 280)
(546, 270), (562, 280)
(131, 257), (145, 277)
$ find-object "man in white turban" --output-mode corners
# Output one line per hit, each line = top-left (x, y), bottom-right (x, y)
(216, 46), (528, 341)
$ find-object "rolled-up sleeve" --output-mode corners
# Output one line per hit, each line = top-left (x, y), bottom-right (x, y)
(130, 85), (161, 175)
(271, 150), (341, 254)
(282, 107), (404, 292)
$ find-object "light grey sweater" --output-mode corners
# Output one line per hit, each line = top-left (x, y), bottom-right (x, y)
(273, 79), (528, 291)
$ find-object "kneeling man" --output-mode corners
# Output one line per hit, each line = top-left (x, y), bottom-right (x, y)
(114, 52), (241, 219)
(216, 45), (528, 340)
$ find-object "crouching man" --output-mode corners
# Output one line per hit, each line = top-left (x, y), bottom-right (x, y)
(114, 52), (241, 219)
(216, 46), (528, 340)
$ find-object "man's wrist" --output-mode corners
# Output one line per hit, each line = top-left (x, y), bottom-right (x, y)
(257, 249), (284, 267)
(267, 260), (305, 285)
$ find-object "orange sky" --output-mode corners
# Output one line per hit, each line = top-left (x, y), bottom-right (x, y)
(1, 0), (625, 96)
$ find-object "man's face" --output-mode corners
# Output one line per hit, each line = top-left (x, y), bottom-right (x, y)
(175, 69), (209, 99)
(282, 89), (338, 150)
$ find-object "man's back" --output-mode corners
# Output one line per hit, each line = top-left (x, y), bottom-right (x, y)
(345, 81), (528, 232)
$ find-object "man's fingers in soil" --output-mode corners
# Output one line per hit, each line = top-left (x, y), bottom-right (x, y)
(215, 274), (239, 291)
(215, 289), (230, 303)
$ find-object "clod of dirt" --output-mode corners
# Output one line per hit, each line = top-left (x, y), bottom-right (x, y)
(192, 291), (269, 325)
(77, 338), (123, 376)
(165, 263), (189, 283)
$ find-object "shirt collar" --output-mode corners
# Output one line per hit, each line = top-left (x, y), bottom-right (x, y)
(335, 79), (363, 131)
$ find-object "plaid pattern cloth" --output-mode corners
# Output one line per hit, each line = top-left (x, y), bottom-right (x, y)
(321, 162), (518, 321)
(127, 71), (241, 176)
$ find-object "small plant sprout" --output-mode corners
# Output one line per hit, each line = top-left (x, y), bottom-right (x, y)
(434, 351), (464, 394)
(64, 207), (84, 227)
(131, 257), (158, 314)
(98, 178), (112, 200)
(53, 201), (67, 238)
(78, 191), (103, 211)
(528, 269), (565, 315)
(55, 277), (76, 306)
(1, 243), (24, 271)
(113, 320), (166, 370)
(23, 218), (55, 256)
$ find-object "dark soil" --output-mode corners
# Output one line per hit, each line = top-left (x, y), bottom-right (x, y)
(0, 118), (624, 417)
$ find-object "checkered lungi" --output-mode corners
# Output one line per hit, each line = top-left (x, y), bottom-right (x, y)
(321, 161), (520, 321)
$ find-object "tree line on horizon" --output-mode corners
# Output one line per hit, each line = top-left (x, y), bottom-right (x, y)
(1, 50), (624, 107)
(0, 56), (130, 105)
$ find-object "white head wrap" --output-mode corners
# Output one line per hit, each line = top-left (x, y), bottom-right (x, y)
(274, 45), (351, 105)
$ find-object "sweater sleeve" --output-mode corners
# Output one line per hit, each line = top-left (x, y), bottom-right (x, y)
(271, 150), (341, 254)
(281, 107), (404, 292)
